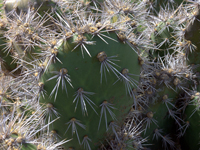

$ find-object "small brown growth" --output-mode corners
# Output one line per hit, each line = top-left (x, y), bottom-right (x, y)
(38, 82), (44, 88)
(122, 68), (129, 75)
(154, 128), (158, 133)
(77, 27), (85, 33)
(191, 92), (200, 100)
(107, 10), (115, 15)
(65, 32), (73, 38)
(173, 77), (181, 86)
(195, 92), (200, 96)
(39, 63), (44, 68)
(163, 95), (168, 100)
(6, 94), (11, 99)
(146, 90), (153, 95)
(130, 20), (137, 27)
(89, 26), (98, 33)
(147, 111), (153, 118)
(192, 10), (198, 16)
(51, 48), (58, 56)
(37, 144), (46, 150)
(123, 16), (131, 23)
(17, 20), (21, 26)
(51, 40), (57, 47)
(97, 51), (107, 62)
(167, 68), (173, 74)
(50, 130), (58, 139)
(71, 117), (76, 122)
(16, 136), (23, 143)
(186, 121), (189, 125)
(138, 56), (144, 65)
(96, 22), (102, 28)
(5, 139), (9, 144)
(75, 35), (87, 43)
(34, 71), (39, 77)
(122, 6), (130, 12)
(185, 73), (189, 78)
(138, 105), (142, 111)
(117, 31), (126, 42)
(130, 41), (137, 46)
(178, 41), (183, 47)
(150, 78), (157, 85)
(71, 28), (76, 33)
(84, 135), (88, 138)
(0, 20), (6, 28)
(103, 100), (108, 104)
(7, 138), (14, 146)
(24, 23), (29, 27)
(60, 68), (68, 75)
(160, 73), (169, 81)
(166, 21), (170, 26)
(106, 25), (114, 30)
(51, 130), (57, 134)
(78, 88), (83, 93)
(186, 40), (192, 47)
(155, 71), (160, 77)
(46, 103), (54, 109)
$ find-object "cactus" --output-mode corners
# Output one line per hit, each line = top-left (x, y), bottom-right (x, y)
(178, 2), (200, 150)
(2, 0), (200, 150)
(38, 13), (142, 148)
(134, 2), (200, 150)
(0, 0), (148, 149)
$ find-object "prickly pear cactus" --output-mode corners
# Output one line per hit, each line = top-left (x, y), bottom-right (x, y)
(4, 0), (200, 150)
(134, 2), (200, 149)
(39, 17), (141, 148)
(179, 2), (200, 150)
(138, 55), (190, 150)
(0, 0), (149, 149)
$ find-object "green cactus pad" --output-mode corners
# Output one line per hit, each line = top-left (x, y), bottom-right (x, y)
(181, 92), (200, 150)
(142, 87), (178, 150)
(39, 31), (141, 149)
